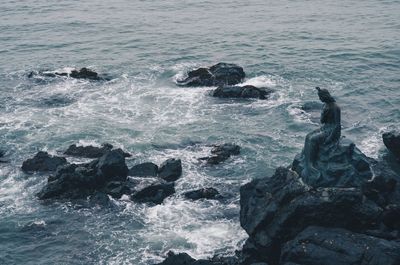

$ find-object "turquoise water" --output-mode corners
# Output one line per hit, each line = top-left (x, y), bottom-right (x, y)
(1, 0), (399, 264)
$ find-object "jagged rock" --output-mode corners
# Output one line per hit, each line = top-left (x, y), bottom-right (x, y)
(158, 158), (182, 182)
(184, 188), (222, 200)
(383, 204), (400, 230)
(28, 68), (110, 81)
(383, 130), (400, 158)
(131, 181), (175, 204)
(154, 251), (236, 265)
(103, 181), (132, 199)
(200, 143), (241, 165)
(69, 68), (99, 80)
(95, 150), (128, 182)
(292, 138), (373, 188)
(22, 151), (67, 172)
(211, 85), (273, 100)
(177, 63), (245, 87)
(128, 162), (158, 177)
(64, 143), (113, 158)
(240, 167), (384, 264)
(0, 149), (7, 163)
(281, 226), (400, 265)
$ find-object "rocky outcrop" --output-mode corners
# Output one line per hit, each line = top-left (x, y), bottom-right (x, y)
(200, 143), (241, 165)
(158, 158), (182, 182)
(211, 85), (274, 100)
(64, 143), (113, 158)
(128, 162), (159, 177)
(292, 138), (373, 188)
(28, 67), (110, 81)
(281, 226), (400, 265)
(383, 130), (400, 158)
(22, 151), (67, 172)
(131, 180), (175, 204)
(154, 251), (238, 265)
(177, 63), (245, 87)
(184, 188), (222, 200)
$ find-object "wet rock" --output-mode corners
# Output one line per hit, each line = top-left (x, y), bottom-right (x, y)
(22, 151), (67, 172)
(69, 67), (99, 80)
(0, 149), (7, 163)
(154, 251), (234, 265)
(128, 162), (158, 177)
(158, 158), (182, 182)
(177, 63), (245, 87)
(88, 192), (112, 206)
(184, 188), (222, 200)
(28, 68), (110, 81)
(64, 143), (113, 158)
(131, 180), (175, 204)
(281, 226), (400, 265)
(292, 138), (373, 188)
(95, 149), (128, 182)
(211, 85), (273, 100)
(383, 130), (400, 158)
(382, 204), (400, 230)
(103, 181), (132, 199)
(200, 143), (241, 165)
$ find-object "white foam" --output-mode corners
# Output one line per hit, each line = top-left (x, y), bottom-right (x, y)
(240, 75), (277, 88)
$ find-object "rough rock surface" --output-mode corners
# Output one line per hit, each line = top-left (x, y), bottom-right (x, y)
(177, 63), (245, 87)
(184, 188), (221, 200)
(158, 158), (182, 182)
(28, 67), (110, 81)
(22, 151), (67, 172)
(292, 138), (373, 188)
(64, 143), (113, 158)
(129, 162), (159, 177)
(0, 149), (7, 163)
(281, 226), (400, 265)
(383, 130), (400, 158)
(211, 85), (273, 100)
(131, 180), (175, 204)
(200, 143), (241, 165)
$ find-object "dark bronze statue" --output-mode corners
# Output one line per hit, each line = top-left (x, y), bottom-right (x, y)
(302, 87), (341, 178)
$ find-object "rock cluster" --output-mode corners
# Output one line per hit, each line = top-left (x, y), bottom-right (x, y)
(28, 67), (109, 81)
(64, 143), (131, 158)
(199, 143), (241, 165)
(22, 151), (67, 172)
(211, 85), (274, 100)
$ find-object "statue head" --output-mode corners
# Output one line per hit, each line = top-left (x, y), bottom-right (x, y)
(316, 87), (335, 103)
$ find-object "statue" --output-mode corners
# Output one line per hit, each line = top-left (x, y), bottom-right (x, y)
(292, 87), (373, 188)
(302, 87), (341, 178)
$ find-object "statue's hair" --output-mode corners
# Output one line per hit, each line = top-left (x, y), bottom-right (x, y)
(316, 87), (335, 103)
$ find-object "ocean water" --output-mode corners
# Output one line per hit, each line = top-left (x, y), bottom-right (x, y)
(0, 0), (399, 264)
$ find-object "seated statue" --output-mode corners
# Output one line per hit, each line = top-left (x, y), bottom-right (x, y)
(292, 87), (373, 188)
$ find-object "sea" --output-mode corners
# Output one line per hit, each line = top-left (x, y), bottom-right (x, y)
(0, 0), (399, 264)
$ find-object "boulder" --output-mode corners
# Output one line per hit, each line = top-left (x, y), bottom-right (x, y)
(211, 85), (273, 100)
(154, 251), (235, 265)
(28, 68), (110, 81)
(200, 143), (241, 165)
(69, 67), (99, 80)
(281, 226), (400, 265)
(131, 180), (175, 204)
(383, 130), (400, 158)
(177, 63), (245, 87)
(184, 188), (222, 200)
(64, 143), (113, 158)
(158, 158), (182, 182)
(95, 150), (128, 182)
(22, 151), (67, 172)
(0, 149), (7, 163)
(292, 138), (373, 188)
(129, 162), (158, 177)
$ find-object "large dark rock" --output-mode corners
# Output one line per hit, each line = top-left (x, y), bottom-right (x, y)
(200, 143), (241, 165)
(129, 162), (158, 177)
(154, 251), (237, 265)
(177, 63), (245, 87)
(0, 149), (7, 163)
(95, 150), (128, 182)
(383, 130), (400, 158)
(240, 167), (384, 264)
(211, 85), (273, 100)
(22, 151), (67, 172)
(292, 138), (373, 188)
(158, 158), (182, 182)
(281, 226), (400, 265)
(64, 143), (113, 158)
(28, 68), (110, 81)
(69, 68), (99, 80)
(131, 180), (175, 204)
(184, 188), (222, 200)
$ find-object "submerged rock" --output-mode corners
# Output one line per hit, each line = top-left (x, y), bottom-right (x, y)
(383, 130), (400, 158)
(281, 226), (400, 265)
(292, 138), (373, 188)
(211, 85), (273, 100)
(64, 143), (113, 158)
(131, 180), (175, 204)
(128, 162), (158, 177)
(22, 151), (67, 172)
(0, 149), (7, 163)
(158, 158), (182, 182)
(183, 188), (222, 200)
(177, 63), (245, 87)
(28, 67), (110, 81)
(200, 143), (241, 165)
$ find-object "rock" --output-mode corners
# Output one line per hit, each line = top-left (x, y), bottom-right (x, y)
(69, 67), (99, 80)
(0, 149), (7, 163)
(211, 85), (273, 100)
(292, 138), (373, 188)
(281, 226), (400, 265)
(64, 143), (113, 158)
(382, 204), (400, 230)
(131, 180), (175, 204)
(184, 188), (221, 200)
(177, 63), (245, 87)
(88, 192), (112, 206)
(158, 158), (182, 182)
(383, 130), (400, 158)
(200, 143), (241, 165)
(154, 251), (234, 265)
(95, 150), (128, 182)
(28, 68), (110, 81)
(240, 167), (384, 264)
(103, 181), (132, 199)
(129, 162), (158, 177)
(22, 151), (67, 172)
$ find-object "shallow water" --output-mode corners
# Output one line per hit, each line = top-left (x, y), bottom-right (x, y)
(1, 0), (400, 264)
